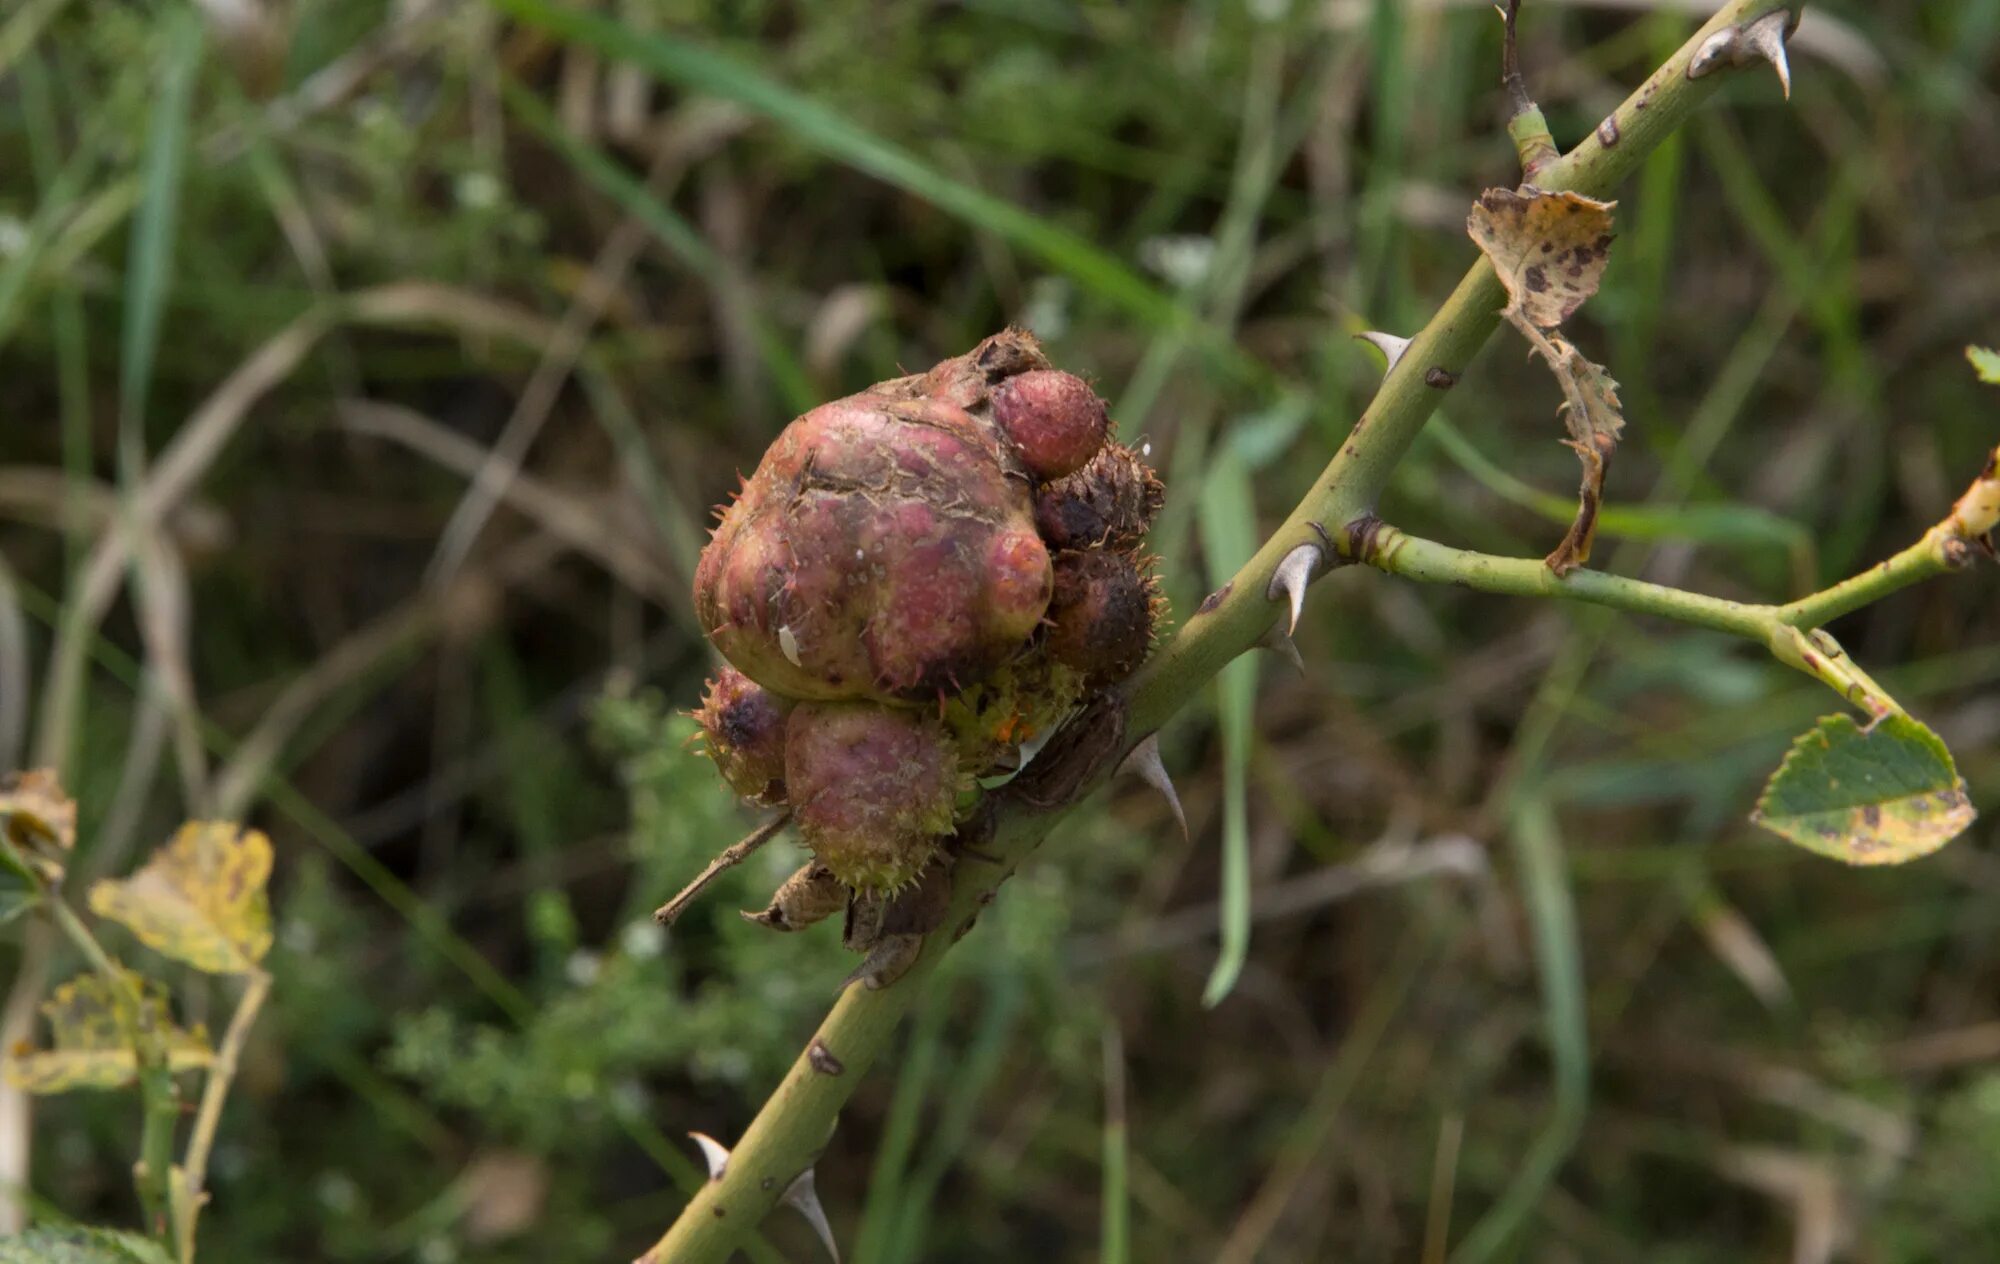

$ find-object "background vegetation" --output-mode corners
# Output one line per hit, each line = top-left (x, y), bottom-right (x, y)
(1, 1), (1997, 1260)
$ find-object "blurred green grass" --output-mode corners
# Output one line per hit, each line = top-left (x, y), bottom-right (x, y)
(1, 2), (1997, 1261)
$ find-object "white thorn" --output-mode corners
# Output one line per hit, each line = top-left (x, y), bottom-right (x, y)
(782, 1167), (841, 1263)
(1742, 9), (1792, 99)
(1257, 624), (1306, 677)
(690, 1131), (731, 1181)
(1690, 10), (1792, 98)
(1265, 543), (1321, 636)
(1354, 330), (1412, 375)
(1118, 734), (1187, 840)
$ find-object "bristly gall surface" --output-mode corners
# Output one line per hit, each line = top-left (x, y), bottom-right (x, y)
(1044, 549), (1161, 687)
(785, 702), (962, 892)
(1033, 442), (1165, 552)
(692, 666), (792, 806)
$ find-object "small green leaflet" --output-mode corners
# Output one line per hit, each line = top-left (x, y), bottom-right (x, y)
(1752, 713), (1976, 865)
(1968, 345), (2000, 384)
(0, 1227), (174, 1264)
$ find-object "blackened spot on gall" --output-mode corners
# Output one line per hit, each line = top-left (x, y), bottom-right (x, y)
(1197, 583), (1233, 615)
(1524, 264), (1550, 293)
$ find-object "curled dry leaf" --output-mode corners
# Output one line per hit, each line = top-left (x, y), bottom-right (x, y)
(0, 768), (78, 882)
(1, 970), (212, 1094)
(1541, 339), (1626, 575)
(1467, 187), (1626, 574)
(88, 821), (275, 976)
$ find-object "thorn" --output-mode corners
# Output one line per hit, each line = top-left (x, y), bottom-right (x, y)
(1689, 9), (1794, 98)
(1354, 330), (1412, 375)
(782, 1167), (841, 1263)
(1118, 733), (1187, 840)
(1256, 624), (1306, 677)
(690, 1132), (731, 1181)
(837, 935), (923, 991)
(1265, 543), (1322, 636)
(1742, 8), (1792, 99)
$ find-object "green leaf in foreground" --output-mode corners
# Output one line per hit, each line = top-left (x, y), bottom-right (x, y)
(1969, 345), (2000, 384)
(0, 1226), (174, 1264)
(1753, 714), (1976, 865)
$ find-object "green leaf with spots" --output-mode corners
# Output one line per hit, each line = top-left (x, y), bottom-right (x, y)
(0, 1226), (174, 1264)
(1752, 714), (1976, 865)
(1969, 345), (2000, 384)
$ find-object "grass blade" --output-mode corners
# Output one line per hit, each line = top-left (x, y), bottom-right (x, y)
(499, 74), (818, 417)
(119, 11), (205, 483)
(485, 0), (1198, 341)
(1195, 448), (1261, 1006)
(1451, 795), (1589, 1263)
(1100, 1022), (1130, 1264)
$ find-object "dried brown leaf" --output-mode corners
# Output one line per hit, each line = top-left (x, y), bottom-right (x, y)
(0, 768), (77, 882)
(1541, 337), (1626, 574)
(1467, 187), (1626, 573)
(1467, 187), (1616, 329)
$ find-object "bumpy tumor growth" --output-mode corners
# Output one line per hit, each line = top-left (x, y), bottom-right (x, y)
(695, 337), (1062, 704)
(785, 703), (961, 890)
(676, 330), (1165, 961)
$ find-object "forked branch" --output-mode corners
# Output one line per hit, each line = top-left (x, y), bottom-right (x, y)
(636, 4), (1811, 1260)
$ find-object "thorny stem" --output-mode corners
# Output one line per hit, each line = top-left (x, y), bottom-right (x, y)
(644, 4), (1810, 1259)
(173, 969), (270, 1264)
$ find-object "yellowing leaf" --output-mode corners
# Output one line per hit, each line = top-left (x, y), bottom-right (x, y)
(1752, 714), (1977, 865)
(89, 822), (274, 976)
(0, 768), (78, 883)
(1969, 345), (2000, 384)
(1467, 187), (1616, 329)
(2, 971), (211, 1094)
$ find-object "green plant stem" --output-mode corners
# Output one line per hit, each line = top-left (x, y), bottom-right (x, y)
(1776, 527), (1961, 628)
(1347, 522), (1921, 718)
(43, 896), (179, 1242)
(1352, 524), (1774, 639)
(641, 5), (1806, 1259)
(172, 969), (270, 1264)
